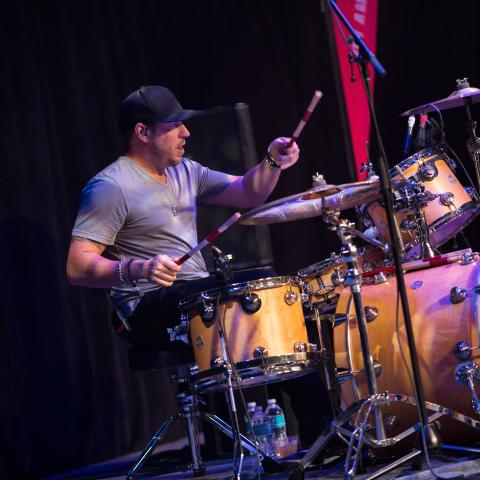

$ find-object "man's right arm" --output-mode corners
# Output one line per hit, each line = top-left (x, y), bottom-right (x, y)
(66, 236), (181, 288)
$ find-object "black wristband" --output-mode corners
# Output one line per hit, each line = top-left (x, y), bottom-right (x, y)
(266, 148), (281, 168)
(125, 258), (136, 287)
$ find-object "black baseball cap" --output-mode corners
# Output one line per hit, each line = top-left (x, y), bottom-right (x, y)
(118, 85), (203, 129)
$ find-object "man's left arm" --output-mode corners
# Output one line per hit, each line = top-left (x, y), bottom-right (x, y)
(205, 137), (299, 208)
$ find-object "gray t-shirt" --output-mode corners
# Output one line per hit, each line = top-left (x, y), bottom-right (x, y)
(72, 155), (233, 318)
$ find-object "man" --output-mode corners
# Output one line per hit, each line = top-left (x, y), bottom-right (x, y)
(67, 85), (299, 347)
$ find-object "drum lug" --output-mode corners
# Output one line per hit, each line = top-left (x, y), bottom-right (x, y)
(308, 343), (318, 352)
(312, 172), (327, 187)
(253, 346), (268, 359)
(373, 272), (388, 284)
(450, 286), (468, 304)
(293, 341), (307, 353)
(418, 161), (438, 181)
(211, 356), (224, 368)
(460, 251), (478, 265)
(199, 303), (216, 324)
(439, 191), (455, 207)
(453, 341), (472, 360)
(364, 305), (379, 323)
(454, 362), (480, 415)
(373, 360), (382, 378)
(284, 289), (299, 305)
(240, 293), (262, 313)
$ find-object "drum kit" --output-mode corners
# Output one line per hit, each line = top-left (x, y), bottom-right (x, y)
(175, 79), (480, 478)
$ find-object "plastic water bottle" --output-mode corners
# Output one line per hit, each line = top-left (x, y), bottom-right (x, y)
(251, 405), (273, 455)
(244, 401), (256, 441)
(266, 398), (287, 440)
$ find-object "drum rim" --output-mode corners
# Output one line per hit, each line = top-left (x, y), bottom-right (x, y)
(298, 258), (335, 277)
(178, 275), (300, 309)
(190, 352), (320, 393)
(403, 200), (480, 258)
(391, 145), (447, 176)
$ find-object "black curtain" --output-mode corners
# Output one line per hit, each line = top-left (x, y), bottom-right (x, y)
(1, 1), (480, 478)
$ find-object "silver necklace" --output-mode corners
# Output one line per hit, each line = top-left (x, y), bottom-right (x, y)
(163, 171), (178, 216)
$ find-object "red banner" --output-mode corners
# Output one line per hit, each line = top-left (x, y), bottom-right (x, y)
(332, 0), (379, 179)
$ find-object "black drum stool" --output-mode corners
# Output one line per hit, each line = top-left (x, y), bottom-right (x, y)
(126, 345), (262, 479)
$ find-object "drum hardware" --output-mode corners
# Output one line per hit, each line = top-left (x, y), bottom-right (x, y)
(240, 292), (261, 313)
(453, 341), (480, 360)
(450, 287), (468, 304)
(454, 362), (480, 415)
(363, 306), (378, 323)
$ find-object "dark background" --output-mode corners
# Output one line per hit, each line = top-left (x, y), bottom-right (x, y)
(1, 1), (480, 478)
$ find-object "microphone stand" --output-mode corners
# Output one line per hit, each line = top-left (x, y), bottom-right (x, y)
(323, 0), (438, 473)
(211, 246), (245, 479)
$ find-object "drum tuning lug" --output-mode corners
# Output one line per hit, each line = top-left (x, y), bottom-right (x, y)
(240, 292), (262, 313)
(308, 343), (318, 352)
(460, 251), (478, 265)
(383, 414), (400, 432)
(199, 303), (216, 323)
(418, 162), (438, 181)
(454, 341), (472, 360)
(211, 356), (224, 368)
(439, 191), (455, 207)
(373, 272), (388, 284)
(189, 364), (199, 376)
(284, 290), (299, 305)
(450, 286), (467, 304)
(364, 305), (379, 322)
(253, 346), (268, 359)
(293, 341), (307, 353)
(373, 360), (382, 378)
(454, 361), (480, 387)
(312, 172), (327, 187)
(331, 271), (345, 287)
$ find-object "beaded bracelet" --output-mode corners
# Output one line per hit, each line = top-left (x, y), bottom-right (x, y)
(266, 148), (281, 169)
(116, 258), (128, 287)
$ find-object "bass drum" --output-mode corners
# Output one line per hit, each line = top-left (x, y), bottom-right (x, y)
(334, 259), (480, 449)
(179, 276), (319, 393)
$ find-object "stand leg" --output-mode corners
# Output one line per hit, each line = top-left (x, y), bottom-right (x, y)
(181, 397), (205, 476)
(127, 414), (180, 479)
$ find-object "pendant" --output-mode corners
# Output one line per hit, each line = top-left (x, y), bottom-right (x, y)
(172, 205), (177, 216)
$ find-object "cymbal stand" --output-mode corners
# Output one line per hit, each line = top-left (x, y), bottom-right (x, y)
(328, 214), (387, 441)
(288, 212), (388, 480)
(463, 92), (480, 195)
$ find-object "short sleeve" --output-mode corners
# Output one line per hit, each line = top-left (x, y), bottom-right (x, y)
(194, 161), (234, 202)
(71, 176), (127, 245)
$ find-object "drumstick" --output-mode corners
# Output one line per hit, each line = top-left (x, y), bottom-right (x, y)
(175, 212), (242, 265)
(285, 90), (323, 148)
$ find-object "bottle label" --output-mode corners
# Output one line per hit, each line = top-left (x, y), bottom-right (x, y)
(270, 415), (286, 428)
(253, 423), (271, 437)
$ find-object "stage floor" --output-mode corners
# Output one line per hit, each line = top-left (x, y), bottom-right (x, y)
(45, 437), (480, 480)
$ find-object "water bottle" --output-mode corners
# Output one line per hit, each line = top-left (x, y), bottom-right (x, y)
(266, 398), (287, 440)
(244, 401), (256, 441)
(251, 405), (273, 455)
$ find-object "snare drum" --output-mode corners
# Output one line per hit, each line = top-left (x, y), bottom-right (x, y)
(334, 258), (480, 448)
(179, 276), (319, 393)
(361, 146), (479, 259)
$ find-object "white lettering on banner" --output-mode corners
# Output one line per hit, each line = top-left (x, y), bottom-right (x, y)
(354, 13), (365, 25)
(355, 0), (367, 13)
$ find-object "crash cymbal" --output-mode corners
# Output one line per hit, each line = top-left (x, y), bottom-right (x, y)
(401, 85), (480, 117)
(240, 179), (381, 225)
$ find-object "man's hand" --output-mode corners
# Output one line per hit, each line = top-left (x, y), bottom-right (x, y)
(268, 137), (300, 170)
(144, 254), (181, 286)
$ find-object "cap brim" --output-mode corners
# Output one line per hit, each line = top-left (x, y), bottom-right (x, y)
(159, 109), (204, 122)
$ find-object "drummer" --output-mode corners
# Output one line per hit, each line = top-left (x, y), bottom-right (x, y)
(66, 85), (299, 349)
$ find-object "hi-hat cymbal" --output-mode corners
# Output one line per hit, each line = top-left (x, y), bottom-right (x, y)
(240, 179), (381, 225)
(401, 85), (480, 117)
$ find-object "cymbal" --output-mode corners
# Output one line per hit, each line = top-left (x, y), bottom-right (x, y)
(401, 85), (480, 117)
(240, 179), (381, 225)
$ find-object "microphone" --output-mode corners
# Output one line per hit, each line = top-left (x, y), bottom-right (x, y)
(415, 112), (428, 150)
(212, 245), (233, 284)
(403, 115), (416, 156)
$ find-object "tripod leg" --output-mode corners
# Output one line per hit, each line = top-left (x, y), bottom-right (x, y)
(199, 411), (261, 454)
(288, 422), (335, 480)
(127, 413), (180, 479)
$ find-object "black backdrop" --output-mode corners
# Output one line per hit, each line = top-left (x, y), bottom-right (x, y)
(1, 1), (480, 478)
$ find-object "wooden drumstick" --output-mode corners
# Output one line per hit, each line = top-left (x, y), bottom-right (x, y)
(285, 90), (323, 148)
(175, 212), (241, 265)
